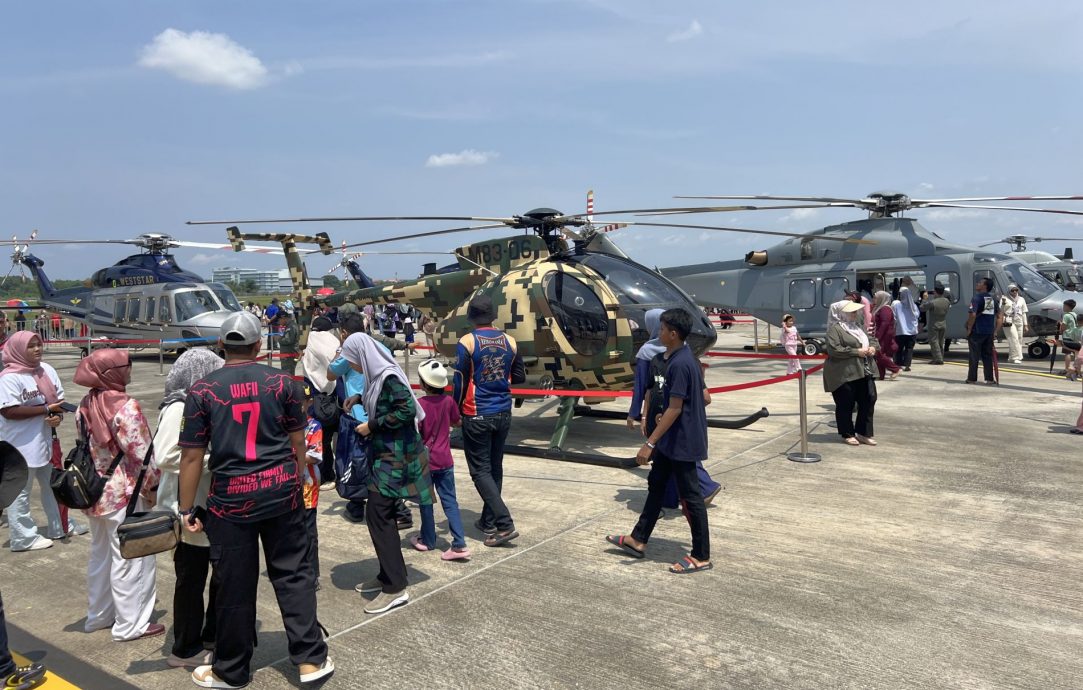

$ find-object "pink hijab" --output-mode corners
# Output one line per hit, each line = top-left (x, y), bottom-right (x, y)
(74, 349), (132, 452)
(0, 331), (59, 403)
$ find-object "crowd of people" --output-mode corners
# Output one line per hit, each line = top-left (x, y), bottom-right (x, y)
(4, 278), (1083, 687)
(0, 293), (526, 688)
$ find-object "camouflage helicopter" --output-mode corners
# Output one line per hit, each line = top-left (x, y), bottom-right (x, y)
(188, 198), (870, 464)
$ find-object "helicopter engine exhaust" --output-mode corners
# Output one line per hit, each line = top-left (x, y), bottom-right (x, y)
(745, 250), (768, 266)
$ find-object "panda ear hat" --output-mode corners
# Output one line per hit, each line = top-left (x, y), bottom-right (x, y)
(418, 359), (449, 389)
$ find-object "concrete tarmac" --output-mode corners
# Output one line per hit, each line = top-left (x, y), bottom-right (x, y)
(2, 327), (1081, 689)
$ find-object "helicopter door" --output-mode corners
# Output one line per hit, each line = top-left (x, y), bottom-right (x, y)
(541, 271), (611, 368)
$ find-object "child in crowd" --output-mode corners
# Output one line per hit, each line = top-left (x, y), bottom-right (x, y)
(780, 314), (805, 375)
(411, 360), (470, 561)
(302, 384), (323, 590)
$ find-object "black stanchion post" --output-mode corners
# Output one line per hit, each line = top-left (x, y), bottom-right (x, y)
(787, 368), (822, 463)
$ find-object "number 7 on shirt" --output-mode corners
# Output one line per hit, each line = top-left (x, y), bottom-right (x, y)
(231, 402), (261, 461)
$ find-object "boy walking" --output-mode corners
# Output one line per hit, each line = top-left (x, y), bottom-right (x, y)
(606, 309), (712, 574)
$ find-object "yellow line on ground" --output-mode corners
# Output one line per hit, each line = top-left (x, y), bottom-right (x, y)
(942, 361), (1068, 380)
(11, 652), (81, 690)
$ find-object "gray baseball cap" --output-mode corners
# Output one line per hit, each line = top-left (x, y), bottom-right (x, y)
(220, 311), (262, 345)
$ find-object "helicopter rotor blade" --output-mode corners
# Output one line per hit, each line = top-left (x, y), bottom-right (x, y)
(187, 215), (517, 226)
(627, 221), (876, 244)
(919, 203), (1083, 216)
(169, 240), (322, 255)
(636, 203), (858, 217)
(674, 194), (870, 204)
(340, 224), (509, 249)
(914, 195), (1083, 204)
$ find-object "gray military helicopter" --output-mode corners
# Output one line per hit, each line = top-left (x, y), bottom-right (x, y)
(657, 192), (1083, 359)
(979, 235), (1083, 290)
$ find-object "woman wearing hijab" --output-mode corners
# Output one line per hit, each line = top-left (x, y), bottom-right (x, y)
(153, 349), (223, 668)
(628, 310), (721, 507)
(872, 291), (901, 381)
(892, 280), (920, 371)
(301, 317), (342, 486)
(75, 348), (162, 641)
(824, 300), (881, 446)
(341, 333), (433, 615)
(0, 332), (85, 551)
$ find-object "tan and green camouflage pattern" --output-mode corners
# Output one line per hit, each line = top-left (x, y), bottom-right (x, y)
(314, 235), (636, 395)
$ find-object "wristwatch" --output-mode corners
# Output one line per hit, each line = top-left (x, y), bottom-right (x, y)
(645, 441), (656, 449)
(179, 507), (195, 517)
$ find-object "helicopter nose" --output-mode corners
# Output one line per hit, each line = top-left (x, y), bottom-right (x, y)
(686, 312), (718, 356)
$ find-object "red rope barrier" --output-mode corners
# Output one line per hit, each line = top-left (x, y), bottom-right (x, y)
(705, 350), (827, 360)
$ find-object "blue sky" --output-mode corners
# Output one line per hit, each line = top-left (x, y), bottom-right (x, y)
(2, 0), (1082, 282)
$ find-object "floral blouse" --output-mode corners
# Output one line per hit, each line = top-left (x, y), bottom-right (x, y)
(80, 397), (158, 517)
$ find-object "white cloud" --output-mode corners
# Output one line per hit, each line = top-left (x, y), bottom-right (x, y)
(138, 29), (270, 90)
(781, 207), (822, 223)
(424, 149), (499, 168)
(187, 253), (220, 265)
(666, 19), (703, 43)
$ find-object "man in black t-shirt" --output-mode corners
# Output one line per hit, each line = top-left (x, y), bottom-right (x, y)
(178, 311), (333, 688)
(606, 309), (712, 574)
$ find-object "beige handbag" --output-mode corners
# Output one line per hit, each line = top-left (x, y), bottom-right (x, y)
(116, 443), (180, 559)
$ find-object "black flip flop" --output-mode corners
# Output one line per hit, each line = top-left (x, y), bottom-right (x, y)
(605, 534), (645, 559)
(1070, 428), (1083, 435)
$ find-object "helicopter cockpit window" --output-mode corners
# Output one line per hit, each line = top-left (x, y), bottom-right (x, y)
(128, 299), (141, 323)
(933, 272), (960, 304)
(573, 254), (684, 306)
(210, 284), (242, 312)
(821, 277), (849, 307)
(789, 280), (815, 310)
(1001, 262), (1057, 302)
(174, 290), (219, 322)
(113, 299), (126, 323)
(543, 271), (609, 356)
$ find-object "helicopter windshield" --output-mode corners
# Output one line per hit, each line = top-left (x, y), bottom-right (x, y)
(174, 290), (221, 321)
(210, 284), (243, 311)
(1002, 262), (1057, 302)
(574, 254), (686, 307)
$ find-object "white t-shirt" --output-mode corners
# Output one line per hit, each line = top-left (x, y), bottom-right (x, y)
(0, 364), (64, 468)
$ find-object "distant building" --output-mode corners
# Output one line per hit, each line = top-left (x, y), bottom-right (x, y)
(278, 269), (322, 292)
(211, 267), (278, 294)
(210, 266), (322, 294)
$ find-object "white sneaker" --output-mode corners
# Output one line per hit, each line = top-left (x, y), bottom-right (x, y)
(67, 522), (89, 536)
(364, 589), (409, 614)
(13, 536), (53, 552)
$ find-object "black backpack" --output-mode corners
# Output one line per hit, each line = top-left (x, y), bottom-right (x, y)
(50, 418), (124, 510)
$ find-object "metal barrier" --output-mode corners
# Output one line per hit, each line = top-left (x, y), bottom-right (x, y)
(786, 368), (821, 463)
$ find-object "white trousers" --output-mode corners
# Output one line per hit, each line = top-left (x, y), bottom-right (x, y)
(1006, 322), (1024, 361)
(84, 503), (157, 641)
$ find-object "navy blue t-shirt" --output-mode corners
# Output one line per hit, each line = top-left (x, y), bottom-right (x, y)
(649, 344), (708, 462)
(969, 291), (998, 335)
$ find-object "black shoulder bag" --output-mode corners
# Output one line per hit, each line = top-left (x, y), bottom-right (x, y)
(50, 418), (125, 510)
(116, 442), (180, 560)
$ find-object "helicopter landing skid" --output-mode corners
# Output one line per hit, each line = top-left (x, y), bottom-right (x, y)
(572, 405), (770, 429)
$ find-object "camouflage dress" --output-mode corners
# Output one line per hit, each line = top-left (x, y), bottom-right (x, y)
(366, 377), (434, 505)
